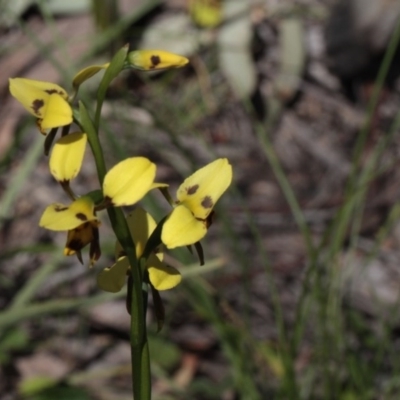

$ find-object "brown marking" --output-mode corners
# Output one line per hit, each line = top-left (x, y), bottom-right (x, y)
(201, 196), (213, 209)
(150, 55), (161, 69)
(45, 89), (62, 95)
(31, 99), (44, 115)
(54, 205), (68, 212)
(187, 184), (199, 195)
(75, 212), (88, 221)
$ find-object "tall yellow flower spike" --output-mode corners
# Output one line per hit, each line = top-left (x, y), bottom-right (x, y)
(9, 78), (73, 132)
(98, 207), (181, 293)
(127, 49), (189, 71)
(162, 158), (232, 248)
(49, 132), (87, 183)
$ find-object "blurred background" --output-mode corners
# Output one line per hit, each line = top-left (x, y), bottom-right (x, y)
(2, 0), (400, 399)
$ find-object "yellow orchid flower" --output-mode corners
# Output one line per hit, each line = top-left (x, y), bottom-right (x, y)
(97, 207), (181, 292)
(127, 49), (189, 71)
(9, 78), (73, 133)
(39, 197), (97, 231)
(9, 62), (110, 133)
(39, 197), (101, 265)
(161, 158), (232, 248)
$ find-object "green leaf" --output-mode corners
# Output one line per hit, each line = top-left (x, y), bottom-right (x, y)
(94, 45), (129, 130)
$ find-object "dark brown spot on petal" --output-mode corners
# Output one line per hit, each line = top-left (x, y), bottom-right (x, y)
(201, 196), (213, 209)
(44, 89), (63, 95)
(75, 212), (88, 221)
(31, 99), (44, 115)
(187, 184), (199, 195)
(54, 205), (68, 212)
(150, 55), (161, 69)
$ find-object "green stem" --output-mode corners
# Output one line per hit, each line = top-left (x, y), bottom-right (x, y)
(76, 102), (151, 400)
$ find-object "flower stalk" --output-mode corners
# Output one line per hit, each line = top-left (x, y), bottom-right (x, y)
(74, 47), (151, 398)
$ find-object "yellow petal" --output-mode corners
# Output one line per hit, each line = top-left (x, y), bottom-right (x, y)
(97, 257), (130, 293)
(103, 157), (156, 206)
(49, 132), (87, 182)
(40, 94), (73, 129)
(161, 205), (207, 249)
(72, 63), (110, 89)
(115, 207), (157, 259)
(39, 197), (97, 231)
(9, 78), (72, 129)
(147, 254), (181, 290)
(9, 78), (68, 101)
(176, 158), (232, 220)
(127, 50), (189, 71)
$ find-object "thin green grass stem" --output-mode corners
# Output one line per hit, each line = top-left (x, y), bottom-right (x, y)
(253, 118), (315, 257)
